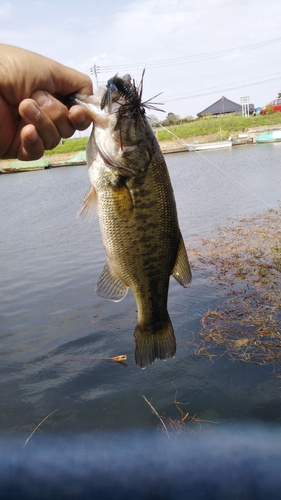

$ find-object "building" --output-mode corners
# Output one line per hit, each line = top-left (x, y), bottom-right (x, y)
(197, 96), (255, 117)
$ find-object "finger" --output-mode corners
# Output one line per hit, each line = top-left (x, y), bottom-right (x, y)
(48, 61), (93, 96)
(31, 92), (91, 133)
(32, 90), (76, 138)
(0, 94), (18, 158)
(68, 105), (92, 131)
(19, 95), (65, 150)
(18, 124), (45, 161)
(20, 91), (75, 140)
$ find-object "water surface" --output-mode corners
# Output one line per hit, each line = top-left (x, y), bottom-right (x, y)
(1, 143), (281, 436)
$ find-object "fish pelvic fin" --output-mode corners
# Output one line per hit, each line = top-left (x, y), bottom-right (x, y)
(134, 317), (176, 369)
(172, 232), (192, 287)
(96, 261), (128, 302)
(77, 186), (97, 221)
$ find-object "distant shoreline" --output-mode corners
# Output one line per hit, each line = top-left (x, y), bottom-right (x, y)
(0, 141), (188, 171)
(1, 123), (280, 172)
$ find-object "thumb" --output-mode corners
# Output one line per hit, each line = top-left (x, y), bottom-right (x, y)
(48, 60), (93, 97)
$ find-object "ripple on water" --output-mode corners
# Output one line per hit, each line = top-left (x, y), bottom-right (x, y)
(1, 145), (281, 433)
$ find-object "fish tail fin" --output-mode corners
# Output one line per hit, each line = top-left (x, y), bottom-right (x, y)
(134, 317), (176, 370)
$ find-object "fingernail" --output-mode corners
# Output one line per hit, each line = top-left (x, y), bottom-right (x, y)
(27, 127), (39, 144)
(32, 90), (51, 108)
(24, 101), (40, 120)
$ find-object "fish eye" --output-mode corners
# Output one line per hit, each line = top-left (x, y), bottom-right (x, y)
(109, 83), (118, 94)
(107, 76), (115, 86)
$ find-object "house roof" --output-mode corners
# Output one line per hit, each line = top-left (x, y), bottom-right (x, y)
(197, 96), (243, 117)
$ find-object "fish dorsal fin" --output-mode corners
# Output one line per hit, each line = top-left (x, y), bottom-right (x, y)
(96, 261), (128, 302)
(77, 186), (97, 221)
(172, 232), (192, 287)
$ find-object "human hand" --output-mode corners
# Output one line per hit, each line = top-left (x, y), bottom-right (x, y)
(0, 44), (93, 160)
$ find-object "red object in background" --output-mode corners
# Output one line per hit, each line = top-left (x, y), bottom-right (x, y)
(260, 98), (281, 114)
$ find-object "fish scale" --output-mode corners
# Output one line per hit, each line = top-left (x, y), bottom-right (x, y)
(74, 74), (192, 368)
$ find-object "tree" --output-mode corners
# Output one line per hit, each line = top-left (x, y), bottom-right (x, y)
(161, 112), (181, 126)
(147, 115), (160, 127)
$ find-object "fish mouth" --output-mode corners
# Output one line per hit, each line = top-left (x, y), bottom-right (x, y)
(100, 74), (133, 111)
(71, 91), (137, 176)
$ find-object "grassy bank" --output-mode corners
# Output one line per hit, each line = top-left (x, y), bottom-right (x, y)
(45, 137), (88, 156)
(45, 113), (281, 155)
(156, 112), (281, 142)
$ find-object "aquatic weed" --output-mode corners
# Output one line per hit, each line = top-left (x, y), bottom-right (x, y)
(142, 390), (220, 437)
(188, 205), (281, 375)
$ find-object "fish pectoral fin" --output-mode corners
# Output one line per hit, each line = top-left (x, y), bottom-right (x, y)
(77, 186), (97, 221)
(110, 182), (134, 220)
(134, 317), (176, 369)
(96, 261), (128, 302)
(172, 232), (192, 287)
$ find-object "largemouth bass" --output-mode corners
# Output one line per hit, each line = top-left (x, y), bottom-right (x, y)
(75, 74), (191, 369)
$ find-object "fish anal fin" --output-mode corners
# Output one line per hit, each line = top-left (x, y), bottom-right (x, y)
(96, 261), (128, 302)
(77, 186), (97, 221)
(134, 317), (176, 369)
(172, 232), (192, 287)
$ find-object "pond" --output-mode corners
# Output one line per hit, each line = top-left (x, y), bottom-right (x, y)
(1, 142), (281, 436)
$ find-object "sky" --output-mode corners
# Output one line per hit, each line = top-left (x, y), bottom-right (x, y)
(1, 0), (281, 124)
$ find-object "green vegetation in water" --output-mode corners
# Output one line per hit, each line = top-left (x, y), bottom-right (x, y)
(156, 112), (281, 142)
(45, 137), (88, 155)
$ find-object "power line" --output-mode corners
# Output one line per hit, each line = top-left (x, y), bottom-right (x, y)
(89, 37), (281, 74)
(163, 75), (281, 102)
(143, 62), (280, 88)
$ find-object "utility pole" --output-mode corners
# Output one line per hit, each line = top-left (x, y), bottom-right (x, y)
(241, 96), (250, 117)
(90, 64), (99, 87)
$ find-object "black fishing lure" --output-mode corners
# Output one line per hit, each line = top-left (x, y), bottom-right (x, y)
(100, 71), (164, 150)
(100, 74), (137, 111)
